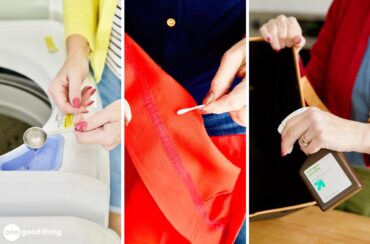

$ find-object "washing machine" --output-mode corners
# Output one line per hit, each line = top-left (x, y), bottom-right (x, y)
(0, 0), (120, 243)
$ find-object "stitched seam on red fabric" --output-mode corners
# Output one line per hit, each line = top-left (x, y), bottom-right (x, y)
(139, 75), (223, 232)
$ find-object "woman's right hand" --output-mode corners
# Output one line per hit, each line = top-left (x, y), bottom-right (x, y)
(259, 15), (305, 52)
(49, 34), (92, 114)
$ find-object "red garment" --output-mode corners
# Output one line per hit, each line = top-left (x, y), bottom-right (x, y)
(305, 0), (370, 118)
(304, 0), (370, 166)
(124, 34), (246, 243)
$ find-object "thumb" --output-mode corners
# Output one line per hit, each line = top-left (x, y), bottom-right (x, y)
(75, 109), (111, 132)
(68, 71), (85, 109)
(293, 35), (305, 51)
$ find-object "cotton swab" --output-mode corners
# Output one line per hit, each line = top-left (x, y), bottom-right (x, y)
(176, 104), (205, 115)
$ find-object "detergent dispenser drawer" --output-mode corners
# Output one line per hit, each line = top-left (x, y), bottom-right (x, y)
(0, 135), (63, 171)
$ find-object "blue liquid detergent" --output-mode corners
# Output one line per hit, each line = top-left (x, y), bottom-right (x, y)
(0, 135), (64, 171)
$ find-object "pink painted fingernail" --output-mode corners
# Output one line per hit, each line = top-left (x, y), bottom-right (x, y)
(295, 37), (302, 44)
(90, 89), (97, 96)
(72, 98), (81, 108)
(75, 121), (87, 132)
(82, 86), (92, 95)
(266, 36), (272, 43)
(87, 100), (95, 107)
(281, 149), (285, 157)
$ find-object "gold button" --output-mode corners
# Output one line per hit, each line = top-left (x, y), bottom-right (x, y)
(166, 18), (176, 27)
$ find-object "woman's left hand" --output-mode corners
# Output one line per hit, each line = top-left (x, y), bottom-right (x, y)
(281, 107), (370, 156)
(74, 99), (121, 150)
(201, 38), (246, 126)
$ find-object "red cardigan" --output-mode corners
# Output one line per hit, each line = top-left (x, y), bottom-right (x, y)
(125, 34), (246, 243)
(305, 0), (370, 120)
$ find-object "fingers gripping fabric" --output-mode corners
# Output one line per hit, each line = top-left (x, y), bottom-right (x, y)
(124, 34), (245, 243)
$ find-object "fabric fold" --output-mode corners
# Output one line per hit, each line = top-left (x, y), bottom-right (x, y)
(125, 34), (245, 243)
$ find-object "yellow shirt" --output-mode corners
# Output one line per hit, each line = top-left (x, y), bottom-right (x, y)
(63, 0), (118, 82)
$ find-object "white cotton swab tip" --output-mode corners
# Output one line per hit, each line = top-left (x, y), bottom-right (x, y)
(176, 104), (205, 115)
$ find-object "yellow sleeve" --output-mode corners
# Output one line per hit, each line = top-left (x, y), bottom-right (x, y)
(63, 0), (99, 52)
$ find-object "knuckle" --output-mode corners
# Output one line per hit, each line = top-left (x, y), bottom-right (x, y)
(307, 106), (318, 113)
(277, 14), (286, 21)
(285, 120), (294, 130)
(287, 16), (297, 23)
(285, 127), (295, 139)
(259, 25), (266, 33)
(222, 50), (234, 61)
(267, 22), (277, 33)
(212, 79), (229, 92)
(267, 19), (275, 26)
(307, 107), (320, 119)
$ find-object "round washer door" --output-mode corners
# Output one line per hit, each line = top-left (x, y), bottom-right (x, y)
(0, 71), (51, 125)
(0, 69), (51, 154)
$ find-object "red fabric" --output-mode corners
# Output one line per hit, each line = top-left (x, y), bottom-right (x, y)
(305, 0), (370, 120)
(124, 34), (246, 243)
(365, 156), (370, 167)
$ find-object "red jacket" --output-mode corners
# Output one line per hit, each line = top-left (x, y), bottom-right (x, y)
(305, 0), (370, 119)
(125, 34), (246, 243)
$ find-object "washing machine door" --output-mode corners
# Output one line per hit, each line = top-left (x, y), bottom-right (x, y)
(0, 70), (51, 126)
(0, 69), (51, 155)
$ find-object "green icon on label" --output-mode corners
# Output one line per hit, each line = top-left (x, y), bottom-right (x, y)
(314, 179), (326, 191)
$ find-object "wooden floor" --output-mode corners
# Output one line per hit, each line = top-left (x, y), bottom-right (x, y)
(250, 206), (370, 244)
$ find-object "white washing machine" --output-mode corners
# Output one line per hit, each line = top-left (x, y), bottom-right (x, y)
(0, 0), (119, 243)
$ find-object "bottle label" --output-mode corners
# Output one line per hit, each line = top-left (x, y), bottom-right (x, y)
(304, 153), (351, 203)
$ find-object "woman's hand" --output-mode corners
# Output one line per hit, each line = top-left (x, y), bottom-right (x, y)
(260, 15), (305, 52)
(281, 107), (370, 156)
(201, 38), (246, 126)
(124, 99), (132, 126)
(74, 99), (121, 150)
(49, 34), (91, 114)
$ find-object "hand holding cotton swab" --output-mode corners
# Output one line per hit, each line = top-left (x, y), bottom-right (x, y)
(176, 104), (205, 115)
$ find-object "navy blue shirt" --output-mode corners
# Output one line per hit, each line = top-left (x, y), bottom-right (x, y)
(126, 0), (246, 136)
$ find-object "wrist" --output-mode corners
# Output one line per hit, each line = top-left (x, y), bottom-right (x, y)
(66, 34), (90, 60)
(361, 123), (370, 154)
(350, 121), (370, 153)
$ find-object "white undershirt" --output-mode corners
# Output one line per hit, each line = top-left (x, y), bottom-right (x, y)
(106, 0), (121, 78)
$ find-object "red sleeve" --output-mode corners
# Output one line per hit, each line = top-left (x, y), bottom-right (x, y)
(305, 0), (346, 99)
